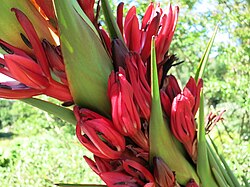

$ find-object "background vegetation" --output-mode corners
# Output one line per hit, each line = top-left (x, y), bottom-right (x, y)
(0, 0), (249, 186)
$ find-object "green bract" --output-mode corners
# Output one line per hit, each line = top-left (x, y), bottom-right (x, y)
(54, 0), (113, 116)
(149, 37), (199, 185)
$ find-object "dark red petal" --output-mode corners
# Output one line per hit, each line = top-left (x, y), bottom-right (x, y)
(11, 8), (51, 79)
(117, 2), (124, 35)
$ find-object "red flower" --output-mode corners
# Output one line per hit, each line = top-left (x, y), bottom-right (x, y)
(0, 9), (71, 101)
(120, 3), (179, 63)
(75, 107), (126, 159)
(125, 53), (151, 120)
(108, 67), (141, 136)
(171, 94), (197, 161)
(84, 156), (155, 187)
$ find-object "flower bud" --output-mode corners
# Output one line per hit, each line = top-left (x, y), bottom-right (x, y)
(162, 75), (181, 102)
(185, 179), (199, 187)
(183, 77), (203, 115)
(153, 157), (179, 187)
(171, 94), (197, 161)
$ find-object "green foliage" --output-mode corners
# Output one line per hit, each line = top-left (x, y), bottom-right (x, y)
(0, 100), (14, 129)
(0, 100), (102, 187)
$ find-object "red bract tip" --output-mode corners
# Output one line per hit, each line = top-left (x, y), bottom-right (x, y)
(42, 40), (68, 85)
(156, 5), (179, 63)
(124, 15), (140, 53)
(183, 77), (203, 115)
(160, 90), (171, 117)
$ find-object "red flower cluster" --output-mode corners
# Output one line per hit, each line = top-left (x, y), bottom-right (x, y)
(0, 8), (71, 102)
(161, 75), (203, 162)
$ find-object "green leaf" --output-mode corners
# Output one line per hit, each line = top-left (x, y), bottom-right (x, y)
(211, 168), (228, 187)
(56, 184), (106, 187)
(22, 98), (76, 125)
(219, 154), (241, 187)
(54, 0), (113, 116)
(207, 141), (235, 187)
(149, 36), (199, 185)
(194, 25), (218, 82)
(197, 90), (218, 187)
(101, 0), (124, 42)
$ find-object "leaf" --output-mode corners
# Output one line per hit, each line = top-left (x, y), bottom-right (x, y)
(197, 90), (218, 186)
(194, 25), (218, 82)
(149, 36), (199, 185)
(207, 141), (235, 187)
(22, 98), (76, 125)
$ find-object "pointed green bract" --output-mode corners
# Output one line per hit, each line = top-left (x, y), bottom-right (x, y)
(54, 0), (113, 116)
(0, 0), (55, 53)
(197, 90), (218, 186)
(22, 98), (76, 125)
(101, 0), (124, 42)
(149, 37), (199, 185)
(195, 25), (218, 82)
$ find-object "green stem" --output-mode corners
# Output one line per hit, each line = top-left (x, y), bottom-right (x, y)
(21, 98), (76, 125)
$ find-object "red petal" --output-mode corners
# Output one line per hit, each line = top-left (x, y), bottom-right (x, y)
(117, 2), (124, 35)
(11, 8), (51, 79)
(0, 87), (41, 99)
